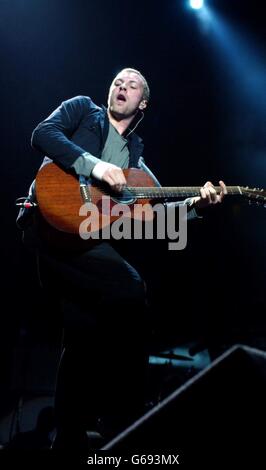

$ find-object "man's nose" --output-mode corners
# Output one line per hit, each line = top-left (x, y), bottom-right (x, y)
(119, 83), (127, 90)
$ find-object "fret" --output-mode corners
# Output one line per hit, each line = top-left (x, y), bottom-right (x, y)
(127, 186), (241, 199)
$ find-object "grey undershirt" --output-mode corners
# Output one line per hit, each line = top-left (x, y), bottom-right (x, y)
(71, 123), (129, 177)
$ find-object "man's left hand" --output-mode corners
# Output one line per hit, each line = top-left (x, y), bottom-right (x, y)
(192, 180), (227, 209)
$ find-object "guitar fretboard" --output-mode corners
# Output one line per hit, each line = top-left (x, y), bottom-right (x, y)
(126, 186), (242, 199)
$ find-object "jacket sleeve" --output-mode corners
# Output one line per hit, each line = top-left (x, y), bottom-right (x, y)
(31, 95), (95, 170)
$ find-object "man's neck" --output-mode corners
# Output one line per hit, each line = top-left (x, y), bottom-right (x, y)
(107, 110), (135, 136)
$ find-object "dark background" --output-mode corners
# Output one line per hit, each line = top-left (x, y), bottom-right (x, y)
(0, 0), (266, 422)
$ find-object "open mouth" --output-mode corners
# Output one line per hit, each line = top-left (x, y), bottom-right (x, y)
(117, 93), (126, 102)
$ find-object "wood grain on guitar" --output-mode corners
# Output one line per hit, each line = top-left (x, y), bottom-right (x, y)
(35, 162), (266, 237)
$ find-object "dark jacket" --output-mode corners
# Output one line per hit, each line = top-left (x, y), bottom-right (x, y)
(31, 95), (144, 171)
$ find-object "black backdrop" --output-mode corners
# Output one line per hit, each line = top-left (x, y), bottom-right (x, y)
(0, 0), (266, 406)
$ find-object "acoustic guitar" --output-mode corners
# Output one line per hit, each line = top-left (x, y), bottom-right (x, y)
(35, 162), (266, 238)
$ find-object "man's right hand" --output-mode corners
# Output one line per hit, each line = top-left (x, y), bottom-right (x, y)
(92, 161), (127, 192)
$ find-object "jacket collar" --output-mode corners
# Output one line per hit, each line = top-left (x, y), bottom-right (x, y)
(100, 105), (109, 144)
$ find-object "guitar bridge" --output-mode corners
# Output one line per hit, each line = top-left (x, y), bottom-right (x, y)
(79, 176), (91, 202)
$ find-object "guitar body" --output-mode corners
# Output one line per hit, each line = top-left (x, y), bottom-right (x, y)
(35, 162), (266, 245)
(36, 163), (156, 236)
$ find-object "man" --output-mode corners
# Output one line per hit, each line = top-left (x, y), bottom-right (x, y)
(18, 68), (226, 451)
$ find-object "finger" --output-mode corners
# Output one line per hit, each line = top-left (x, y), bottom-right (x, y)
(203, 182), (215, 203)
(208, 186), (218, 203)
(104, 173), (124, 190)
(111, 172), (126, 192)
(115, 178), (127, 188)
(103, 174), (117, 188)
(201, 187), (212, 203)
(204, 181), (214, 189)
(113, 180), (126, 192)
(110, 180), (124, 192)
(200, 187), (208, 200)
(111, 169), (127, 186)
(215, 181), (227, 203)
(110, 182), (124, 193)
(103, 171), (125, 191)
(219, 180), (227, 199)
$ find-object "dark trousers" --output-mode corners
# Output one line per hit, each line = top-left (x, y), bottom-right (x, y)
(36, 241), (150, 449)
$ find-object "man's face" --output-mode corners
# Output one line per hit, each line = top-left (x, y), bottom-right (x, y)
(108, 71), (147, 119)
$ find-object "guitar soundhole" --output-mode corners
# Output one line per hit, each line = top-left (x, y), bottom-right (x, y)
(110, 188), (136, 205)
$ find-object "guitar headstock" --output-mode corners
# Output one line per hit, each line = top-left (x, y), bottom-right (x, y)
(241, 186), (266, 206)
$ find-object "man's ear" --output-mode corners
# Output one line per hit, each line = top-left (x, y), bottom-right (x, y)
(139, 100), (147, 111)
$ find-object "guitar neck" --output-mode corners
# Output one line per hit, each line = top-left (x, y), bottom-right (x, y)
(127, 186), (242, 199)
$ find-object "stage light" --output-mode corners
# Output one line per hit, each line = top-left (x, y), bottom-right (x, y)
(189, 0), (204, 10)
